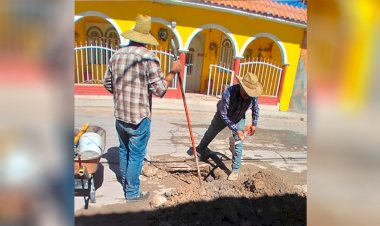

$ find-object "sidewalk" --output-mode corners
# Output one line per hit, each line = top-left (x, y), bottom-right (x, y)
(75, 93), (307, 122)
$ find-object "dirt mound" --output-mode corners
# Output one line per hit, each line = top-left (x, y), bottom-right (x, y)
(243, 171), (294, 197)
(161, 170), (298, 207)
(149, 170), (306, 225)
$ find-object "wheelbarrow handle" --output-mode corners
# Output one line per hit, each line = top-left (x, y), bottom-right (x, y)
(74, 123), (89, 145)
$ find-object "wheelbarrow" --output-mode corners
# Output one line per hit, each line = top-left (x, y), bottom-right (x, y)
(74, 125), (106, 204)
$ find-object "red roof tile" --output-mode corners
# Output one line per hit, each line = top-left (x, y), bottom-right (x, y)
(198, 0), (307, 25)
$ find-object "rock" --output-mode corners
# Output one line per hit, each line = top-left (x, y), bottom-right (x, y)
(205, 175), (214, 182)
(164, 190), (173, 197)
(198, 187), (207, 196)
(214, 168), (227, 180)
(142, 165), (158, 177)
(251, 180), (266, 192)
(150, 194), (167, 208)
(139, 175), (147, 181)
(244, 179), (253, 188)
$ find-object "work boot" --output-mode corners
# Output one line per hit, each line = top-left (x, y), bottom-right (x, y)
(126, 191), (151, 203)
(227, 171), (239, 181)
(196, 147), (210, 162)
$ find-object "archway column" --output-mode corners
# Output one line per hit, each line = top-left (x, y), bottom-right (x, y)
(232, 56), (243, 84)
(277, 64), (289, 105)
(176, 52), (187, 99)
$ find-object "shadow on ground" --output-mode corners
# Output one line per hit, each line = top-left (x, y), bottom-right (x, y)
(186, 147), (232, 176)
(102, 146), (122, 184)
(75, 194), (306, 226)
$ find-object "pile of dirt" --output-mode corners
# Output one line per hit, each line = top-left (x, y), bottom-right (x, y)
(149, 169), (306, 225)
(161, 170), (299, 207)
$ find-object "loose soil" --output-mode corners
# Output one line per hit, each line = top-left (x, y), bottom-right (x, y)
(76, 157), (306, 226)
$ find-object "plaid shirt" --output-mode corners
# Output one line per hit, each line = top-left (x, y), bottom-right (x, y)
(103, 46), (168, 125)
(217, 84), (260, 133)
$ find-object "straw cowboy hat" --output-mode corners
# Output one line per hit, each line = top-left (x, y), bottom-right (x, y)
(236, 73), (263, 97)
(121, 14), (159, 46)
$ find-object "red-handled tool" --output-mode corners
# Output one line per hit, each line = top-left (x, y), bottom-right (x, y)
(170, 39), (202, 186)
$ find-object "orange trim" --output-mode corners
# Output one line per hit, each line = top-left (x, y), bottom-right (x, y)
(233, 58), (241, 84)
(259, 96), (278, 105)
(203, 0), (307, 24)
(277, 65), (288, 103)
(176, 52), (186, 99)
(74, 84), (111, 95)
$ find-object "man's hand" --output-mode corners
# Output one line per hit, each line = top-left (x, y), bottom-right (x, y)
(103, 79), (113, 93)
(237, 130), (246, 141)
(244, 125), (256, 136)
(165, 60), (182, 86)
(170, 60), (182, 73)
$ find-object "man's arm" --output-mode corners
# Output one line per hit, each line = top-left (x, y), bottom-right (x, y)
(147, 60), (181, 97)
(103, 63), (113, 94)
(218, 89), (238, 133)
(245, 97), (259, 136)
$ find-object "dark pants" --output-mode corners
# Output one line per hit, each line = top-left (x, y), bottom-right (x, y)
(197, 113), (245, 172)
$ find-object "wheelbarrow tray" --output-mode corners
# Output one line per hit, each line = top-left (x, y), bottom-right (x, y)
(74, 126), (106, 175)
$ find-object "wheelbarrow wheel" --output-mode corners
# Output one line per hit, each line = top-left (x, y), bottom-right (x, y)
(89, 176), (96, 203)
(90, 190), (96, 203)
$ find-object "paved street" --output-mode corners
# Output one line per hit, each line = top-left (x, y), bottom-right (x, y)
(74, 96), (307, 211)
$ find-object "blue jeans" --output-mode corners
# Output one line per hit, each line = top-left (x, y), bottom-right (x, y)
(197, 113), (245, 172)
(115, 118), (151, 200)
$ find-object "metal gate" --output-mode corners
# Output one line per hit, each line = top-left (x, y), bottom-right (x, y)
(207, 64), (235, 98)
(74, 41), (118, 84)
(148, 46), (177, 89)
(239, 58), (283, 97)
(74, 43), (177, 88)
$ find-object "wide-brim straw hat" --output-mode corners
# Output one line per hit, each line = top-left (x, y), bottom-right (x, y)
(121, 14), (159, 46)
(235, 73), (263, 97)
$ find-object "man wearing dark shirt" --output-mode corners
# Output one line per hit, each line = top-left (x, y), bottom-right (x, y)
(196, 73), (262, 181)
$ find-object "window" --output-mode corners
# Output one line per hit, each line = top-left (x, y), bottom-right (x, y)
(87, 26), (103, 40)
(220, 38), (234, 69)
(105, 27), (119, 46)
(186, 48), (195, 75)
(85, 24), (119, 65)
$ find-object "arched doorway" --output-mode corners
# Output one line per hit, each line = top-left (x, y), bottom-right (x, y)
(74, 16), (120, 84)
(242, 36), (282, 64)
(240, 36), (286, 100)
(75, 13), (121, 47)
(184, 25), (238, 96)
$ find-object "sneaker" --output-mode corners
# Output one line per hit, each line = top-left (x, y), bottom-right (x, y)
(126, 191), (151, 203)
(227, 171), (239, 181)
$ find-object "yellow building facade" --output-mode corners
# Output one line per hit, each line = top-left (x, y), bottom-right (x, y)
(75, 0), (306, 111)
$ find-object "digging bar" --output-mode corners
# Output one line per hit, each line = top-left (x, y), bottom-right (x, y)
(170, 39), (202, 186)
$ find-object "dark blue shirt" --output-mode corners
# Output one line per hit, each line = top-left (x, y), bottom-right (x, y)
(217, 84), (259, 132)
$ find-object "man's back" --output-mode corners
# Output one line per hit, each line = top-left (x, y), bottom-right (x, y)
(218, 85), (254, 119)
(105, 46), (165, 124)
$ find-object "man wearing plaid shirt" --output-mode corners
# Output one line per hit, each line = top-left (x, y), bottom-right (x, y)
(103, 15), (182, 202)
(196, 73), (263, 181)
